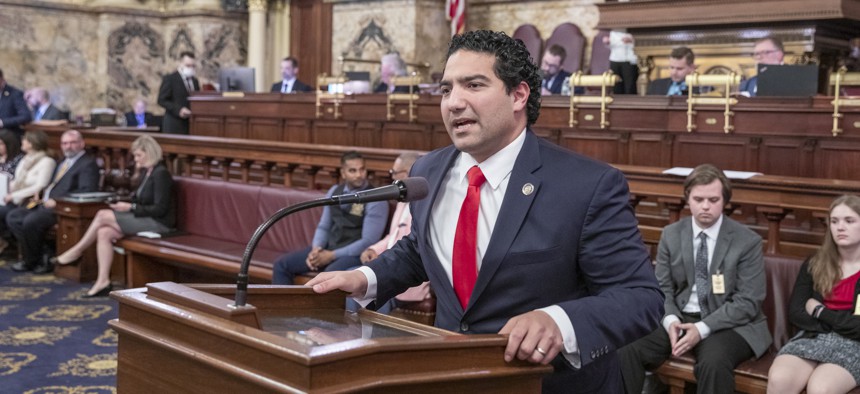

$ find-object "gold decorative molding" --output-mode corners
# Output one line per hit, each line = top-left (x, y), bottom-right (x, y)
(597, 0), (860, 29)
(248, 0), (268, 12)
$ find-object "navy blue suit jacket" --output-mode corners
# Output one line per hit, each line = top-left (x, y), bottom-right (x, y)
(157, 71), (199, 134)
(368, 131), (663, 392)
(739, 76), (758, 97)
(49, 154), (100, 199)
(544, 69), (572, 95)
(0, 83), (32, 136)
(270, 80), (313, 93)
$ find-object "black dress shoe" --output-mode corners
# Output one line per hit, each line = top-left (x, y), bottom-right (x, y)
(82, 284), (113, 298)
(11, 261), (34, 272)
(33, 263), (54, 274)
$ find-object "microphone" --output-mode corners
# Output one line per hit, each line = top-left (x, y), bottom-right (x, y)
(231, 177), (429, 307)
(329, 177), (429, 204)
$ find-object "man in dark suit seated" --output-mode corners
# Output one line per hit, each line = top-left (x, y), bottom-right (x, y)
(306, 30), (664, 393)
(540, 44), (572, 96)
(739, 37), (785, 97)
(647, 46), (698, 96)
(157, 51), (199, 134)
(0, 68), (32, 138)
(374, 52), (415, 94)
(270, 56), (313, 93)
(125, 99), (156, 128)
(619, 164), (772, 394)
(9, 129), (100, 274)
(26, 88), (66, 121)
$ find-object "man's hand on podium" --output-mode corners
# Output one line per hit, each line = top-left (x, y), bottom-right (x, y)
(305, 269), (368, 298)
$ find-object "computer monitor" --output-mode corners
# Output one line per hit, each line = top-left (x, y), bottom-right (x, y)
(756, 64), (819, 97)
(219, 67), (256, 92)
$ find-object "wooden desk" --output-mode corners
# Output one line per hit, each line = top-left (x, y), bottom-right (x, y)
(53, 199), (107, 282)
(189, 93), (860, 180)
(110, 283), (551, 393)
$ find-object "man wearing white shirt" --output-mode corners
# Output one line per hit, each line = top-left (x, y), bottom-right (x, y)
(269, 57), (312, 93)
(619, 164), (771, 394)
(307, 30), (663, 393)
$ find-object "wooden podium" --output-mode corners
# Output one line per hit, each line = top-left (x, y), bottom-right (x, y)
(109, 283), (551, 393)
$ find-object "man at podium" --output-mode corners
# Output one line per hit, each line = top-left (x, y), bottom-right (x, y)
(307, 30), (663, 393)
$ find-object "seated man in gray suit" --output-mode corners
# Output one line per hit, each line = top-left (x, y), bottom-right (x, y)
(619, 164), (772, 394)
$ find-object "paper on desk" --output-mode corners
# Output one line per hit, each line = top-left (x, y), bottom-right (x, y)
(662, 167), (762, 180)
(136, 231), (162, 239)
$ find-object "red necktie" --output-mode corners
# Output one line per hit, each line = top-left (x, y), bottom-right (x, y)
(452, 165), (486, 309)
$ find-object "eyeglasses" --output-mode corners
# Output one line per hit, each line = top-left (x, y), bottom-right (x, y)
(389, 169), (408, 177)
(752, 50), (781, 58)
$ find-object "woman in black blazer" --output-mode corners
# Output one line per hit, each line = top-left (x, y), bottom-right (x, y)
(52, 135), (175, 297)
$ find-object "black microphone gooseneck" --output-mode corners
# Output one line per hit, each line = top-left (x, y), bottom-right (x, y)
(232, 177), (429, 307)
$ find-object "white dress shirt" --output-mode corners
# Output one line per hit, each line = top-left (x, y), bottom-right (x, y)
(281, 78), (296, 93)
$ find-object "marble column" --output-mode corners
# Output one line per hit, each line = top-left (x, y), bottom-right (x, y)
(248, 0), (269, 92)
(271, 0), (292, 84)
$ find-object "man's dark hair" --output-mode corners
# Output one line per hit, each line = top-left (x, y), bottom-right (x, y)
(757, 37), (785, 53)
(546, 44), (567, 63)
(670, 46), (695, 66)
(341, 150), (364, 166)
(179, 51), (195, 60)
(445, 30), (542, 126)
(683, 163), (732, 203)
(282, 56), (299, 68)
(0, 68), (4, 79)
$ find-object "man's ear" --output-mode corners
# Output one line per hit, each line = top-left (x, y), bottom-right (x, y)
(511, 81), (530, 113)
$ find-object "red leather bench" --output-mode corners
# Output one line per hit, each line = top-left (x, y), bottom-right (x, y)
(116, 176), (437, 325)
(118, 177), (325, 287)
(655, 254), (860, 394)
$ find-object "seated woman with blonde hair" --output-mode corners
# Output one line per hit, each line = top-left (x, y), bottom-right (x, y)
(767, 194), (860, 393)
(52, 134), (175, 297)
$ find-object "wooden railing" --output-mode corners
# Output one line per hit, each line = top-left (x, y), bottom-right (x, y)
(40, 127), (860, 259)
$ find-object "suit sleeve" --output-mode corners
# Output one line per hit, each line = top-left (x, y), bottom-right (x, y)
(646, 80), (660, 95)
(654, 232), (682, 319)
(700, 231), (766, 332)
(157, 75), (182, 117)
(133, 167), (172, 218)
(1, 89), (32, 127)
(558, 168), (664, 367)
(76, 157), (100, 193)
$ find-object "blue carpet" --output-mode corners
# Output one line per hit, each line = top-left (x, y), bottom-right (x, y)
(0, 260), (117, 394)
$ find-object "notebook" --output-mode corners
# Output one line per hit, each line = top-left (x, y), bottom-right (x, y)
(756, 64), (819, 97)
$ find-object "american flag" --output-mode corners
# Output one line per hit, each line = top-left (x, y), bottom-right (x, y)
(446, 0), (465, 37)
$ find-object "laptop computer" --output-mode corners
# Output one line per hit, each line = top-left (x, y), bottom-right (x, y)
(756, 64), (819, 97)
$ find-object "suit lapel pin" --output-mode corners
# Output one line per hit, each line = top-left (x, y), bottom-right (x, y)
(522, 183), (534, 195)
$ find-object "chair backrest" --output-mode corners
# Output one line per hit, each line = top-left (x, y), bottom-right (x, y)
(512, 24), (543, 65)
(762, 254), (805, 351)
(589, 30), (611, 75)
(545, 23), (586, 73)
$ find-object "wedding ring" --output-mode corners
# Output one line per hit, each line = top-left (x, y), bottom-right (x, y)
(535, 347), (547, 355)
